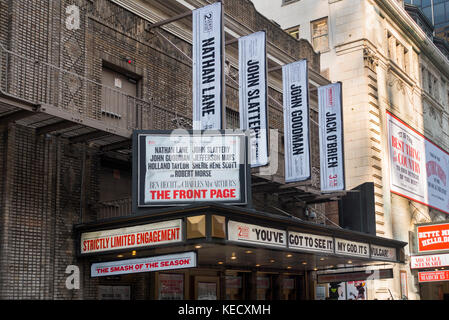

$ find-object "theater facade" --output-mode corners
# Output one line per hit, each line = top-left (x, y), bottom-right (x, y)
(0, 0), (406, 300)
(73, 129), (406, 300)
(76, 202), (406, 300)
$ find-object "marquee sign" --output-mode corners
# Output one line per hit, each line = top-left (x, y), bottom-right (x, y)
(317, 269), (394, 284)
(227, 220), (397, 262)
(227, 220), (286, 248)
(417, 222), (449, 253)
(91, 251), (197, 277)
(318, 82), (345, 192)
(282, 60), (311, 182)
(80, 219), (182, 255)
(335, 238), (369, 258)
(410, 253), (449, 269)
(387, 111), (449, 215)
(370, 244), (397, 261)
(288, 231), (333, 254)
(192, 2), (224, 130)
(239, 31), (269, 168)
(133, 131), (249, 207)
(418, 270), (449, 283)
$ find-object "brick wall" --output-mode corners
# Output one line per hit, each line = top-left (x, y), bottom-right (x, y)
(0, 0), (325, 299)
(0, 122), (107, 299)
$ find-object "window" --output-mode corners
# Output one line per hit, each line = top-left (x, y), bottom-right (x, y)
(101, 64), (139, 119)
(311, 18), (329, 53)
(387, 32), (410, 74)
(421, 66), (441, 100)
(421, 66), (428, 89)
(434, 77), (439, 100)
(447, 89), (449, 110)
(434, 3), (445, 25)
(285, 25), (300, 40)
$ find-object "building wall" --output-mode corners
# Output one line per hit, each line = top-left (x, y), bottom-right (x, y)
(0, 0), (325, 299)
(253, 0), (449, 300)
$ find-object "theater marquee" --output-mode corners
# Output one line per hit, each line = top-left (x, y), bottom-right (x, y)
(80, 219), (183, 254)
(91, 251), (197, 277)
(133, 131), (249, 208)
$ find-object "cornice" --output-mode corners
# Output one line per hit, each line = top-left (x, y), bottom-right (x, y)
(374, 0), (449, 79)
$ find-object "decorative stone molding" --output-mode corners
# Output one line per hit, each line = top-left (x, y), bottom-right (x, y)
(387, 73), (405, 93)
(423, 100), (443, 126)
(171, 113), (192, 129)
(363, 47), (379, 72)
(224, 59), (238, 82)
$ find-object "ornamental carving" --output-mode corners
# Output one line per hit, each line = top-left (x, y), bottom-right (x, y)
(387, 72), (414, 107)
(363, 47), (379, 71)
(225, 60), (238, 82)
(423, 101), (443, 126)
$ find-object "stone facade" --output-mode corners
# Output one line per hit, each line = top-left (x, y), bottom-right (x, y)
(253, 0), (449, 300)
(254, 0), (449, 299)
(0, 0), (326, 299)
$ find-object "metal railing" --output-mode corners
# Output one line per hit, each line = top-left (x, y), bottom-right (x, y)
(96, 197), (133, 220)
(0, 44), (176, 135)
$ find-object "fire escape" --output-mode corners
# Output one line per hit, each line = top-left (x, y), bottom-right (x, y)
(0, 3), (346, 224)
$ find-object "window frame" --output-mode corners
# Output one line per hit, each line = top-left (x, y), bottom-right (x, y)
(285, 25), (301, 40)
(310, 17), (329, 53)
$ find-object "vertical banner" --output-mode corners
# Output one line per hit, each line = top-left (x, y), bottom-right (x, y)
(192, 2), (224, 130)
(318, 82), (345, 192)
(238, 31), (269, 167)
(282, 60), (310, 182)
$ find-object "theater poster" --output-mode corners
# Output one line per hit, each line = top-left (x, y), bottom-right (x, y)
(387, 111), (449, 214)
(134, 131), (248, 207)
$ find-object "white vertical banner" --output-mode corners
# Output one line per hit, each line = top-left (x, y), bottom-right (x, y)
(282, 60), (311, 182)
(238, 31), (269, 167)
(318, 82), (345, 192)
(192, 2), (224, 130)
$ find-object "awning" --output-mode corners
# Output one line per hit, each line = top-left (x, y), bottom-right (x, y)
(75, 203), (407, 272)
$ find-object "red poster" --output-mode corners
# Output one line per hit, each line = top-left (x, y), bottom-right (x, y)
(418, 270), (449, 282)
(417, 223), (449, 253)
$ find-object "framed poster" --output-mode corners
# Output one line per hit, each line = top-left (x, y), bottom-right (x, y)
(198, 282), (217, 300)
(97, 285), (131, 300)
(195, 276), (219, 300)
(132, 130), (249, 210)
(328, 282), (346, 300)
(315, 285), (326, 300)
(158, 273), (184, 300)
(346, 281), (367, 300)
(400, 270), (408, 298)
